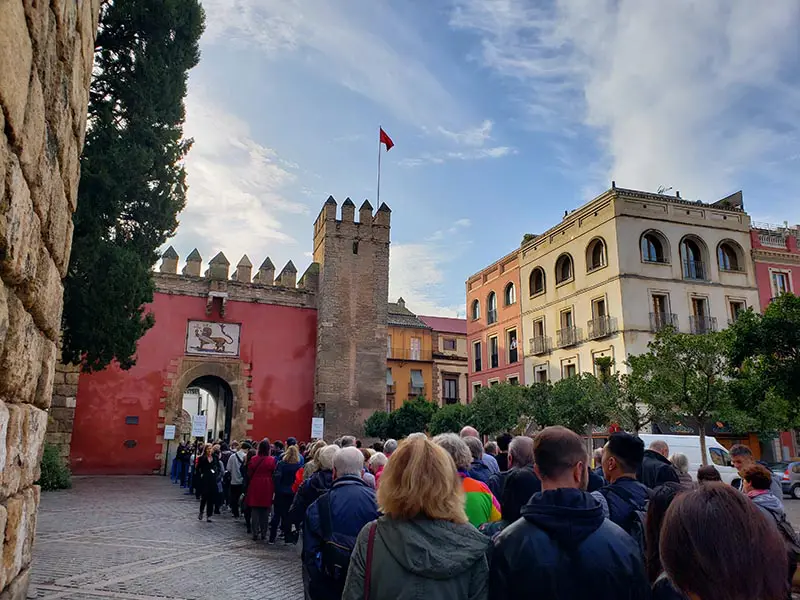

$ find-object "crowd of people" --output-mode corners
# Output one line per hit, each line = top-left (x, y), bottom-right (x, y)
(170, 427), (798, 600)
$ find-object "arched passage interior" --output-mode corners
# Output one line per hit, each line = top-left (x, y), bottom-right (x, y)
(184, 375), (234, 442)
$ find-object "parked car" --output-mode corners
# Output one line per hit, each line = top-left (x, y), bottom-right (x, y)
(780, 462), (800, 499)
(638, 434), (737, 484)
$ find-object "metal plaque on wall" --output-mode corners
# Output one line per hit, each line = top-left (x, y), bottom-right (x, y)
(185, 321), (241, 358)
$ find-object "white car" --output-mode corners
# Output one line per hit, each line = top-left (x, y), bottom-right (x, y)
(638, 434), (737, 484)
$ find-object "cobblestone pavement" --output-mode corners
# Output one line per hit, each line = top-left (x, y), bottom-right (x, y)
(31, 476), (303, 600)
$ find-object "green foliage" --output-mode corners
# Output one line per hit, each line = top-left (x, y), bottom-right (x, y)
(429, 403), (472, 436)
(386, 397), (438, 439)
(548, 374), (615, 435)
(62, 0), (206, 371)
(616, 354), (672, 433)
(363, 410), (390, 439)
(520, 382), (555, 432)
(37, 444), (72, 491)
(470, 384), (528, 436)
(726, 295), (800, 431)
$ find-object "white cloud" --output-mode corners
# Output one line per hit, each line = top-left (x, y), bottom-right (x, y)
(389, 243), (467, 317)
(427, 218), (472, 242)
(451, 0), (800, 200)
(400, 146), (515, 167)
(438, 119), (494, 147)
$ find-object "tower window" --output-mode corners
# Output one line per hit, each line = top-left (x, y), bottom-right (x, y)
(353, 241), (359, 254)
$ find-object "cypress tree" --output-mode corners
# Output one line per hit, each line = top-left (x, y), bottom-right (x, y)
(62, 0), (205, 371)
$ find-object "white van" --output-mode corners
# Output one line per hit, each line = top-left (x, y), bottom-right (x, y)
(638, 434), (737, 484)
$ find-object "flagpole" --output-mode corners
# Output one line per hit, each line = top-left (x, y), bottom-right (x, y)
(377, 127), (382, 205)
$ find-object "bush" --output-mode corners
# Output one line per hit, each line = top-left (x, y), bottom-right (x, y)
(37, 443), (72, 491)
(387, 397), (438, 439)
(429, 403), (472, 436)
(364, 410), (390, 439)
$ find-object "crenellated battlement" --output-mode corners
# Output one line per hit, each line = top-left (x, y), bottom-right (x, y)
(312, 196), (391, 267)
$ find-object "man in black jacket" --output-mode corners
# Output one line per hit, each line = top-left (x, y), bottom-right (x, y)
(489, 427), (650, 600)
(637, 439), (680, 489)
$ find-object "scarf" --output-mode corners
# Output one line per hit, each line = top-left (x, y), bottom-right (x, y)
(746, 489), (769, 499)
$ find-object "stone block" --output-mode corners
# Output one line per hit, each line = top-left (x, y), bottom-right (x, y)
(0, 567), (28, 600)
(43, 172), (71, 274)
(33, 337), (56, 410)
(0, 402), (9, 483)
(0, 0), (34, 140)
(0, 293), (44, 405)
(0, 281), (8, 360)
(2, 493), (26, 587)
(18, 72), (45, 189)
(29, 247), (62, 340)
(20, 407), (46, 489)
(52, 0), (78, 62)
(1, 406), (23, 499)
(22, 0), (51, 56)
(65, 372), (79, 386)
(0, 112), (6, 205)
(0, 158), (41, 286)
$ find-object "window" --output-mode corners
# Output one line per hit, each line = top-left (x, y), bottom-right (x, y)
(691, 297), (708, 317)
(410, 370), (425, 397)
(680, 236), (706, 280)
(489, 335), (499, 369)
(586, 238), (606, 271)
(690, 297), (715, 334)
(443, 378), (459, 404)
(563, 363), (577, 378)
(710, 447), (732, 467)
(508, 376), (519, 385)
(589, 298), (610, 339)
(473, 341), (482, 372)
(772, 271), (790, 296)
(529, 267), (545, 297)
(386, 368), (394, 393)
(410, 337), (421, 361)
(530, 318), (547, 355)
(717, 242), (742, 272)
(560, 309), (573, 329)
(792, 464), (800, 475)
(472, 382), (482, 399)
(555, 254), (574, 284)
(535, 369), (548, 383)
(489, 379), (500, 387)
(443, 338), (457, 351)
(504, 282), (516, 306)
(487, 292), (497, 324)
(508, 329), (518, 364)
(641, 231), (668, 263)
(592, 297), (606, 319)
(471, 299), (480, 321)
(729, 300), (745, 322)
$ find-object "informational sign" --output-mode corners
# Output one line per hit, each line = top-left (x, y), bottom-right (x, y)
(191, 415), (208, 438)
(185, 320), (241, 358)
(163, 425), (176, 440)
(311, 417), (324, 439)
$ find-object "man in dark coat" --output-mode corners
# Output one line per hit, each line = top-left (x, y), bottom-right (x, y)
(637, 439), (680, 489)
(464, 437), (492, 484)
(488, 436), (537, 499)
(489, 427), (650, 599)
(304, 447), (380, 600)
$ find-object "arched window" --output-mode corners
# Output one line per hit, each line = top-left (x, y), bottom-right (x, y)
(680, 236), (707, 280)
(555, 254), (574, 284)
(586, 238), (606, 271)
(529, 267), (545, 297)
(487, 292), (497, 324)
(471, 299), (480, 321)
(504, 282), (516, 305)
(641, 230), (668, 263)
(717, 241), (743, 272)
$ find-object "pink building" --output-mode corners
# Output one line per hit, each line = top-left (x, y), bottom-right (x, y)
(750, 224), (800, 309)
(466, 250), (524, 402)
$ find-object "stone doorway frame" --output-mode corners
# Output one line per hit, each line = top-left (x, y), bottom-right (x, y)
(156, 356), (253, 473)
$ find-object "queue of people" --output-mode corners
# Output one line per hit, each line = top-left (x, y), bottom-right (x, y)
(171, 427), (797, 600)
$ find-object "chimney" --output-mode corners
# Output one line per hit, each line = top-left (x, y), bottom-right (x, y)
(397, 297), (405, 309)
(676, 191), (681, 198)
(277, 260), (297, 288)
(341, 197), (355, 222)
(611, 180), (616, 189)
(160, 246), (179, 274)
(183, 249), (202, 277)
(359, 199), (373, 223)
(254, 257), (275, 285)
(206, 252), (230, 280)
(373, 202), (391, 227)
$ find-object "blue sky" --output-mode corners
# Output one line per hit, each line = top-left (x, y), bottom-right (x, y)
(170, 0), (800, 316)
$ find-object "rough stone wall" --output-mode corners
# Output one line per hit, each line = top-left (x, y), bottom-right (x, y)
(44, 357), (78, 458)
(0, 0), (99, 597)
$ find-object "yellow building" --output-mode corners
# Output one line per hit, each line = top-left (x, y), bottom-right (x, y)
(386, 298), (434, 410)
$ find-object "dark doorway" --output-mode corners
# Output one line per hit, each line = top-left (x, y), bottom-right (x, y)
(184, 376), (234, 442)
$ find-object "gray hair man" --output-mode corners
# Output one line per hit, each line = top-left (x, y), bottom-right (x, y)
(637, 439), (680, 489)
(488, 436), (537, 498)
(460, 426), (500, 474)
(341, 435), (357, 448)
(383, 438), (398, 457)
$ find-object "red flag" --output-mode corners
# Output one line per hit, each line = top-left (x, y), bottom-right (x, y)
(380, 127), (394, 151)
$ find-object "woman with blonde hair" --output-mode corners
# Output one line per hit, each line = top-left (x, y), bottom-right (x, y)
(342, 436), (490, 600)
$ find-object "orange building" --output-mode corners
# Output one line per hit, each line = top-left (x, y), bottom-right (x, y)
(466, 250), (524, 401)
(386, 298), (434, 410)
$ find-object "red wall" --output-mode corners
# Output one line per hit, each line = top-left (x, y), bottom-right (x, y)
(70, 292), (317, 474)
(751, 230), (800, 310)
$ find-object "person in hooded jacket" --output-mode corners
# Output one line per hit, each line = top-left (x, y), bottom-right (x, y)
(638, 440), (680, 489)
(464, 437), (492, 484)
(480, 461), (541, 539)
(489, 426), (649, 600)
(290, 444), (337, 529)
(343, 435), (490, 600)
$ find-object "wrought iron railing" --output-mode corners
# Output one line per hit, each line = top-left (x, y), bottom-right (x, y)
(682, 259), (705, 280)
(689, 315), (717, 334)
(587, 316), (617, 340)
(650, 312), (678, 332)
(529, 336), (551, 355)
(556, 327), (580, 348)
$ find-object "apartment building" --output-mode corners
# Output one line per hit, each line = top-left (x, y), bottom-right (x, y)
(750, 223), (800, 309)
(519, 184), (760, 383)
(419, 316), (468, 406)
(466, 250), (524, 401)
(386, 298), (433, 410)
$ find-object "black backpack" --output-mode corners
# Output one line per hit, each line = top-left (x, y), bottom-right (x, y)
(602, 485), (649, 557)
(317, 492), (356, 589)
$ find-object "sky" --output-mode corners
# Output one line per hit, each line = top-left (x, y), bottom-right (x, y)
(169, 0), (800, 317)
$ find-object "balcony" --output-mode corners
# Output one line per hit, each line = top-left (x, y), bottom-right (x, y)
(689, 315), (717, 334)
(682, 259), (706, 280)
(650, 312), (678, 332)
(386, 384), (395, 394)
(487, 309), (497, 324)
(388, 348), (425, 361)
(529, 336), (551, 355)
(408, 384), (427, 398)
(509, 347), (518, 364)
(556, 327), (580, 348)
(443, 394), (460, 405)
(587, 316), (617, 340)
(759, 233), (788, 248)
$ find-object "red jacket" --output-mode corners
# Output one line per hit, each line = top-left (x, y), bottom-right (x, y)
(292, 466), (305, 493)
(374, 465), (385, 488)
(245, 455), (277, 508)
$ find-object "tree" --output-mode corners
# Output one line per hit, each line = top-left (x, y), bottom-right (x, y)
(726, 295), (800, 431)
(62, 0), (206, 370)
(630, 329), (731, 465)
(363, 410), (390, 440)
(429, 403), (472, 436)
(386, 397), (438, 439)
(548, 374), (615, 436)
(615, 355), (672, 434)
(520, 382), (555, 433)
(470, 384), (527, 436)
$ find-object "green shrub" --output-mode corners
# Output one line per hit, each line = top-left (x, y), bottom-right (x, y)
(37, 443), (72, 491)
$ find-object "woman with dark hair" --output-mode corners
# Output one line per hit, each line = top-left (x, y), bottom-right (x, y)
(242, 447), (257, 534)
(245, 439), (277, 541)
(645, 482), (688, 599)
(660, 483), (788, 600)
(696, 465), (721, 483)
(196, 443), (220, 523)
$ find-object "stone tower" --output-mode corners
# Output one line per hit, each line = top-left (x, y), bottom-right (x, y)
(313, 197), (391, 439)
